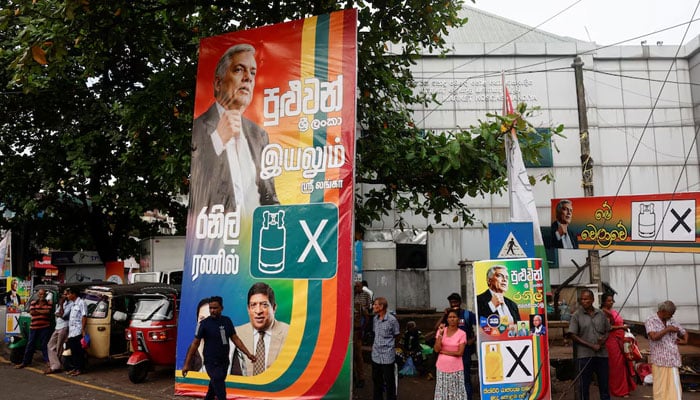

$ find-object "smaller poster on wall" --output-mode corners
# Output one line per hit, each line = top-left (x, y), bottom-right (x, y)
(473, 258), (550, 400)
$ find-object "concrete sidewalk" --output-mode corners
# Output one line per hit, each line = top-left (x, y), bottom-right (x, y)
(355, 313), (700, 399)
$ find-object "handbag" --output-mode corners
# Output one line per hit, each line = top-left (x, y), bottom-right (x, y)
(399, 356), (417, 377)
(622, 329), (642, 361)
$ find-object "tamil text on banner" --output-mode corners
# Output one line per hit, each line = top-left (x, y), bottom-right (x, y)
(175, 9), (357, 399)
(549, 193), (700, 252)
(474, 258), (550, 400)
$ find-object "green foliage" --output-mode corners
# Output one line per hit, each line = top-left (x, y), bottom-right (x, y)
(0, 0), (559, 261)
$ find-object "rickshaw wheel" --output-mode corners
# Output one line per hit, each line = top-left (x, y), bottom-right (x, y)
(10, 346), (25, 364)
(128, 362), (150, 383)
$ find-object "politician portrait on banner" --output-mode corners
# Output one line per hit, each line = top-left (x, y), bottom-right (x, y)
(177, 10), (357, 399)
(474, 258), (551, 400)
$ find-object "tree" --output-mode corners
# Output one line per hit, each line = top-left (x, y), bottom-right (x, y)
(0, 0), (558, 264)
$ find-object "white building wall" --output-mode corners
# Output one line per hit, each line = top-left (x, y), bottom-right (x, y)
(360, 14), (700, 328)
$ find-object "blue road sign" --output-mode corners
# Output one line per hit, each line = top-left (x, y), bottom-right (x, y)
(489, 222), (535, 259)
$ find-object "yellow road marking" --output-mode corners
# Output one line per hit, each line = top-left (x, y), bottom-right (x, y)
(1, 356), (146, 400)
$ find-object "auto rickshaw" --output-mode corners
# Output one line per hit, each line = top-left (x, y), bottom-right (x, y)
(124, 285), (179, 383)
(82, 282), (171, 360)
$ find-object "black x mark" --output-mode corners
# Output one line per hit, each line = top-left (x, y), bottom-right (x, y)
(506, 345), (531, 377)
(670, 208), (691, 233)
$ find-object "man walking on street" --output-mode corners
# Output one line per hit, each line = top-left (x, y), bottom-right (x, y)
(567, 289), (611, 400)
(371, 297), (400, 400)
(645, 300), (688, 400)
(182, 296), (256, 400)
(15, 288), (52, 369)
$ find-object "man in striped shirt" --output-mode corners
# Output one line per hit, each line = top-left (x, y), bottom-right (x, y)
(15, 288), (52, 369)
(645, 300), (688, 400)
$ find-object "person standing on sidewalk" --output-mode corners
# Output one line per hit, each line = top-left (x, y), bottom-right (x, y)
(46, 289), (72, 374)
(434, 293), (476, 399)
(371, 297), (400, 400)
(645, 300), (688, 400)
(567, 289), (611, 400)
(433, 309), (467, 400)
(15, 288), (52, 369)
(65, 286), (87, 376)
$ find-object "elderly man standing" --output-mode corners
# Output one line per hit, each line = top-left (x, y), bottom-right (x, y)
(645, 300), (688, 400)
(15, 288), (52, 369)
(371, 297), (400, 400)
(567, 289), (610, 400)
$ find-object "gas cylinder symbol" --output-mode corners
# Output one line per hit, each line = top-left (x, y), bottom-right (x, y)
(484, 343), (503, 383)
(638, 203), (656, 238)
(259, 210), (286, 274)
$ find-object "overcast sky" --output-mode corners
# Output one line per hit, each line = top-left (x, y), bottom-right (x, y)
(471, 0), (700, 46)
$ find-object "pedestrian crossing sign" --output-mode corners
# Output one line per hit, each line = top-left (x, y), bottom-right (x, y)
(488, 222), (535, 259)
(497, 232), (527, 258)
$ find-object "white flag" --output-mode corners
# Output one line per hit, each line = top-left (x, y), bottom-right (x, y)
(0, 230), (9, 273)
(503, 78), (543, 246)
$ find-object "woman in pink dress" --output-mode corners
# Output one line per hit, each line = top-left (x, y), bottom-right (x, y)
(601, 293), (636, 397)
(433, 309), (467, 400)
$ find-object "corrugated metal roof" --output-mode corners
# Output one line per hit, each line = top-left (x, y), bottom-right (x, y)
(446, 5), (589, 44)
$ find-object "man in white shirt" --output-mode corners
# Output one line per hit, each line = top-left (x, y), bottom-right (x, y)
(190, 43), (279, 217)
(46, 289), (72, 374)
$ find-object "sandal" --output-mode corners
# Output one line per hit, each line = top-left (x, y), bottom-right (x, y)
(69, 370), (82, 376)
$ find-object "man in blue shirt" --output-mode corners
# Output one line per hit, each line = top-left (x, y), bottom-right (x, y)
(371, 297), (400, 400)
(182, 296), (256, 400)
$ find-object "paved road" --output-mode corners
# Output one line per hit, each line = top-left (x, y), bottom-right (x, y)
(4, 347), (700, 399)
(0, 353), (179, 400)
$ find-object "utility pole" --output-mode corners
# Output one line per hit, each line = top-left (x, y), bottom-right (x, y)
(572, 56), (602, 295)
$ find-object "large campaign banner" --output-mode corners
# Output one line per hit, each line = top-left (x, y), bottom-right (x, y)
(474, 259), (550, 400)
(175, 10), (357, 399)
(550, 192), (700, 252)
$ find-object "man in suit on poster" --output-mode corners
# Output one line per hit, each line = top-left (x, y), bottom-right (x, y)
(190, 43), (278, 216)
(234, 282), (289, 376)
(477, 265), (520, 325)
(551, 199), (578, 249)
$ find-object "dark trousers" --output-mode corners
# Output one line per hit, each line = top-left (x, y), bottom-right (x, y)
(66, 335), (85, 372)
(372, 361), (397, 400)
(576, 357), (610, 400)
(204, 361), (229, 400)
(22, 326), (51, 365)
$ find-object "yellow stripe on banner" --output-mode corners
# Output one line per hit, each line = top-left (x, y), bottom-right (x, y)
(528, 339), (541, 399)
(278, 15), (317, 206)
